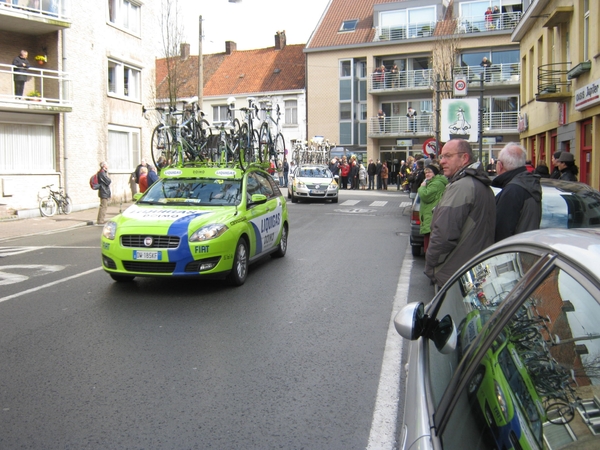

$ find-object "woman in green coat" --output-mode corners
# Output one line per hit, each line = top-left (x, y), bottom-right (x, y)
(418, 163), (448, 253)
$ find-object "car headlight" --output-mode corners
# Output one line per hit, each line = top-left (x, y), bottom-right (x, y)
(328, 182), (338, 190)
(102, 222), (117, 240)
(296, 181), (306, 189)
(494, 381), (509, 421)
(190, 223), (229, 242)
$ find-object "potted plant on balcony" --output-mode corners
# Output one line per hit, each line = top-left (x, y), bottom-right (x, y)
(27, 90), (42, 101)
(35, 55), (47, 66)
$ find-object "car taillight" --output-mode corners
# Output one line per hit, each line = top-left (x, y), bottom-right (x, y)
(411, 210), (420, 225)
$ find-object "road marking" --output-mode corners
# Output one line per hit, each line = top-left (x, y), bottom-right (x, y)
(340, 200), (360, 206)
(367, 245), (413, 449)
(369, 201), (387, 207)
(0, 267), (103, 303)
(399, 202), (412, 208)
(0, 264), (64, 286)
(0, 246), (97, 258)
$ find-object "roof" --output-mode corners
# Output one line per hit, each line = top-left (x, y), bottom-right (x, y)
(306, 0), (402, 50)
(156, 42), (306, 100)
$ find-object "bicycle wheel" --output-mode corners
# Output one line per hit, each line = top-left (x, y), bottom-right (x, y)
(198, 120), (213, 162)
(61, 195), (73, 215)
(273, 132), (286, 170)
(237, 123), (251, 170)
(259, 123), (270, 164)
(151, 125), (172, 168)
(39, 196), (58, 217)
(546, 401), (575, 424)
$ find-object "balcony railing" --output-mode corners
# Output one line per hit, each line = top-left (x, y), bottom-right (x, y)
(369, 111), (519, 136)
(374, 21), (437, 42)
(370, 69), (433, 92)
(456, 12), (521, 34)
(0, 0), (71, 21)
(454, 62), (521, 83)
(537, 62), (571, 101)
(0, 63), (72, 108)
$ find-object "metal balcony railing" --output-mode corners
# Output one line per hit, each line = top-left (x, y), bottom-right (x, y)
(456, 12), (521, 34)
(537, 62), (571, 96)
(453, 62), (521, 83)
(368, 111), (519, 136)
(0, 63), (72, 107)
(374, 20), (437, 42)
(0, 0), (71, 21)
(370, 68), (433, 91)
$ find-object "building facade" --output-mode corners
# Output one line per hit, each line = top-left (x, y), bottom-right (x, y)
(306, 0), (523, 177)
(513, 0), (599, 188)
(0, 0), (160, 216)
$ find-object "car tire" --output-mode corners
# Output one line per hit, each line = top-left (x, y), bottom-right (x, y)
(332, 197), (338, 203)
(467, 366), (485, 395)
(109, 273), (135, 282)
(411, 245), (422, 257)
(271, 224), (288, 258)
(227, 238), (248, 286)
(291, 190), (298, 203)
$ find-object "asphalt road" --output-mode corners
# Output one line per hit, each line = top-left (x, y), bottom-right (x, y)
(0, 189), (432, 449)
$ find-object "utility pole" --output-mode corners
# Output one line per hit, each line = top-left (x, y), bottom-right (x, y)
(198, 15), (203, 107)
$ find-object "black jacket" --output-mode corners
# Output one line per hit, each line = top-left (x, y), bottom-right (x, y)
(98, 169), (112, 199)
(12, 55), (30, 81)
(559, 167), (578, 182)
(367, 162), (377, 176)
(492, 166), (542, 242)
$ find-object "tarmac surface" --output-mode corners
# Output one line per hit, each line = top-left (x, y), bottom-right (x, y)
(0, 202), (131, 242)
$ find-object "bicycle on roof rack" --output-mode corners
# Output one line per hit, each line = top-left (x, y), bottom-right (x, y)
(235, 97), (262, 170)
(39, 184), (72, 217)
(258, 102), (286, 171)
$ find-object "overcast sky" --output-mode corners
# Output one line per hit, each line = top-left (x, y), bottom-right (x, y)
(177, 0), (332, 55)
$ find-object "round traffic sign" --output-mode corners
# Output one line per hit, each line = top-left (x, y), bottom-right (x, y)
(423, 138), (437, 156)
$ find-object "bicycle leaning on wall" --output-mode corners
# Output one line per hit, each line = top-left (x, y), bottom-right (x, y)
(39, 184), (72, 217)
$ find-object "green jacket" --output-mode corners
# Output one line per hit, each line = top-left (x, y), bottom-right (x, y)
(417, 174), (448, 234)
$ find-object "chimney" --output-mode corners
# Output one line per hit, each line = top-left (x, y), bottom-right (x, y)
(180, 43), (190, 60)
(225, 41), (237, 55)
(275, 31), (286, 50)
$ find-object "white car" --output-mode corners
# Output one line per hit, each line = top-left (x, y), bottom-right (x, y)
(287, 164), (338, 203)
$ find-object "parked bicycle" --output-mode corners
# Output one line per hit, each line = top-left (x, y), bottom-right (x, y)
(39, 184), (72, 217)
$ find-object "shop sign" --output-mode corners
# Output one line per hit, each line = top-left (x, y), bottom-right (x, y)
(575, 79), (600, 111)
(396, 139), (413, 146)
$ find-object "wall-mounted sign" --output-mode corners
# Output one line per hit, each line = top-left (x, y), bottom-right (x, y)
(396, 139), (413, 146)
(558, 103), (567, 126)
(575, 79), (600, 111)
(440, 98), (479, 143)
(517, 113), (528, 132)
(482, 137), (497, 144)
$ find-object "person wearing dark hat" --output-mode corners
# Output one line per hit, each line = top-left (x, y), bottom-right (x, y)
(492, 143), (541, 242)
(550, 151), (562, 179)
(418, 163), (448, 253)
(534, 162), (550, 178)
(556, 152), (579, 181)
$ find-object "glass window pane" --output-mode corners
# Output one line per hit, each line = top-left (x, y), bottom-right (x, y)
(339, 79), (352, 101)
(339, 103), (351, 120)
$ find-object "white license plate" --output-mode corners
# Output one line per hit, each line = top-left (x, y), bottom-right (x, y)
(310, 190), (324, 194)
(133, 250), (162, 261)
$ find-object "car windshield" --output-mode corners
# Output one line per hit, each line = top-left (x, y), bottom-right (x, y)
(299, 167), (332, 178)
(139, 178), (242, 206)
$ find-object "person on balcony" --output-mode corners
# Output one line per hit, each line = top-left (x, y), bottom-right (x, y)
(12, 49), (30, 98)
(378, 109), (386, 133)
(492, 6), (501, 29)
(373, 66), (384, 89)
(484, 7), (493, 30)
(480, 56), (492, 82)
(390, 64), (399, 88)
(407, 106), (417, 132)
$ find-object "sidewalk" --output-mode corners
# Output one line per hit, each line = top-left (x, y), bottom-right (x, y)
(0, 202), (132, 242)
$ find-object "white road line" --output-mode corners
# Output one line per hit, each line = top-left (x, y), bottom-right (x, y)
(340, 200), (360, 206)
(367, 245), (413, 449)
(399, 202), (412, 208)
(0, 267), (103, 303)
(0, 247), (38, 257)
(370, 201), (387, 207)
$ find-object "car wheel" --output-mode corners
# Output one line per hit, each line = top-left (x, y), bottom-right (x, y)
(411, 245), (422, 257)
(291, 189), (298, 203)
(467, 367), (485, 395)
(271, 224), (288, 258)
(332, 196), (338, 203)
(287, 188), (291, 199)
(110, 273), (135, 282)
(227, 238), (248, 286)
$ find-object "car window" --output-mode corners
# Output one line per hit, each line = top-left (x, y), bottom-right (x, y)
(254, 171), (276, 198)
(141, 178), (242, 206)
(438, 259), (600, 449)
(299, 167), (332, 178)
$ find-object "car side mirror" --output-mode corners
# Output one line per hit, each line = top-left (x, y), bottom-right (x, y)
(394, 302), (426, 340)
(250, 193), (268, 205)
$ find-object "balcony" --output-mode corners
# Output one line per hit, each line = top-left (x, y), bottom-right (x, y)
(0, 63), (72, 112)
(368, 111), (519, 138)
(453, 62), (521, 85)
(0, 0), (71, 34)
(536, 62), (572, 102)
(456, 12), (521, 35)
(369, 69), (433, 93)
(374, 21), (437, 42)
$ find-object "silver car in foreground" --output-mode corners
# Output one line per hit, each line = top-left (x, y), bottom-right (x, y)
(287, 164), (339, 203)
(396, 229), (600, 450)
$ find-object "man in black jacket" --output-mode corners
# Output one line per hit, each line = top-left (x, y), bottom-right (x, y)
(492, 143), (541, 242)
(12, 50), (30, 98)
(367, 158), (377, 190)
(97, 161), (112, 225)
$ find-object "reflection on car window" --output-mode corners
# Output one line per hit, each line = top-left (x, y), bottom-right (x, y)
(254, 172), (275, 198)
(441, 261), (600, 449)
(299, 167), (332, 178)
(141, 179), (242, 206)
(541, 184), (600, 229)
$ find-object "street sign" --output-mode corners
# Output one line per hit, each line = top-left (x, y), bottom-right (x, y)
(454, 75), (467, 96)
(423, 138), (437, 156)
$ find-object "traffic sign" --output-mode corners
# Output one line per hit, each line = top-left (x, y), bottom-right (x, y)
(454, 76), (467, 96)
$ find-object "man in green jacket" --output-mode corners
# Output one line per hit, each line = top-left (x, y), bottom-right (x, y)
(425, 140), (495, 288)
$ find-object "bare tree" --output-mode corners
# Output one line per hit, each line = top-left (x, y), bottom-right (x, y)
(159, 0), (185, 107)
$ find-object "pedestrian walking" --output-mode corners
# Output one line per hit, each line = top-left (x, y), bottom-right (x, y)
(96, 161), (111, 225)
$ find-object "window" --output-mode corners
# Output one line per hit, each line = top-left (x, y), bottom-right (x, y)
(584, 0), (590, 61)
(284, 100), (297, 125)
(340, 19), (358, 32)
(340, 103), (352, 121)
(380, 6), (435, 38)
(108, 60), (141, 101)
(108, 0), (141, 35)
(213, 105), (230, 123)
(108, 125), (140, 171)
(340, 60), (352, 78)
(0, 119), (54, 173)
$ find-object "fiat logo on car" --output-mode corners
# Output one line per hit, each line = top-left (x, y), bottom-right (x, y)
(144, 237), (153, 247)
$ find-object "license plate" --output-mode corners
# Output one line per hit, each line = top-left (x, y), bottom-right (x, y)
(133, 250), (162, 261)
(310, 190), (324, 194)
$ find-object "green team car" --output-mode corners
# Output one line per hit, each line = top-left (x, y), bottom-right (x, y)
(101, 165), (289, 286)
